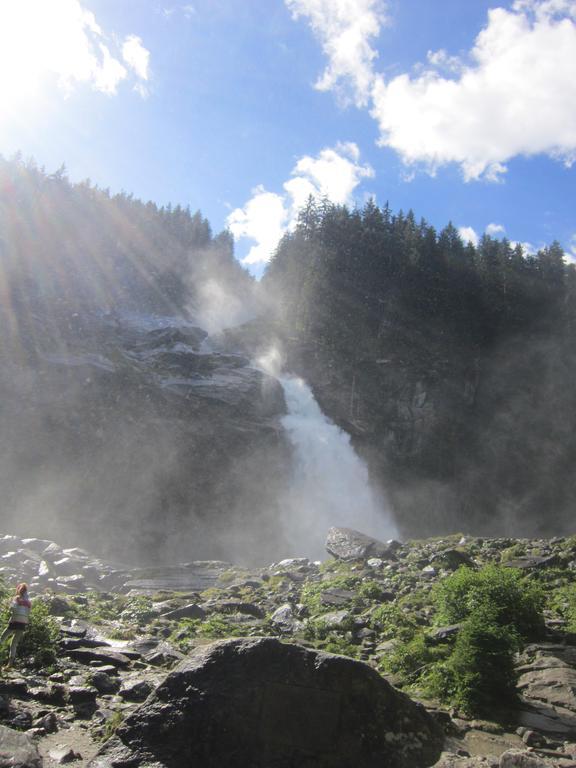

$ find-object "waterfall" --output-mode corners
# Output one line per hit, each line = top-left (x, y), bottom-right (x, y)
(276, 371), (398, 558)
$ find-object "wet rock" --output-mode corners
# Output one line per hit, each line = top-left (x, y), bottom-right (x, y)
(33, 712), (58, 733)
(91, 637), (443, 768)
(48, 596), (73, 615)
(60, 637), (110, 651)
(317, 610), (351, 628)
(517, 649), (576, 714)
(119, 680), (154, 702)
(66, 647), (132, 669)
(0, 678), (28, 696)
(143, 642), (184, 667)
(521, 730), (546, 747)
(320, 588), (357, 607)
(433, 549), (476, 570)
(123, 561), (230, 595)
(203, 599), (264, 618)
(160, 603), (206, 621)
(48, 745), (83, 764)
(270, 604), (304, 633)
(273, 558), (312, 570)
(326, 527), (399, 561)
(8, 712), (32, 731)
(68, 686), (98, 704)
(499, 749), (550, 767)
(0, 724), (42, 768)
(90, 671), (121, 695)
(430, 625), (462, 644)
(434, 756), (498, 767)
(29, 685), (67, 706)
(503, 555), (559, 571)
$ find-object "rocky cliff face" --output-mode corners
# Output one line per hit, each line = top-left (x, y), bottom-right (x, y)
(220, 314), (576, 541)
(0, 312), (291, 564)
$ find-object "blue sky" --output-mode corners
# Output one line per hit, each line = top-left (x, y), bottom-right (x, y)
(0, 0), (575, 275)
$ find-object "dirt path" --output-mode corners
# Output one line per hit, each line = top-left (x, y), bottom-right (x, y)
(38, 725), (100, 767)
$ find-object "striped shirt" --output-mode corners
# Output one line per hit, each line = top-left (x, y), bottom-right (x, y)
(10, 595), (31, 625)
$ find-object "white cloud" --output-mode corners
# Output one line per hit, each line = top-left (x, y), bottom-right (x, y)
(425, 49), (463, 75)
(511, 240), (537, 255)
(227, 142), (374, 267)
(122, 35), (150, 82)
(288, 0), (576, 181)
(226, 187), (288, 266)
(285, 0), (387, 106)
(568, 234), (576, 263)
(370, 2), (576, 180)
(458, 227), (479, 247)
(0, 0), (150, 110)
(486, 222), (506, 236)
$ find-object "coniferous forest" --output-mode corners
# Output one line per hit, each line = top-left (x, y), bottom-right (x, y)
(262, 198), (576, 536)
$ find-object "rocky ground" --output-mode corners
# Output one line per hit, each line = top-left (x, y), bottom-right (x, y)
(1, 529), (576, 767)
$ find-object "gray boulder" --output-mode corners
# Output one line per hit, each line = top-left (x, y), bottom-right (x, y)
(499, 750), (550, 767)
(90, 637), (443, 768)
(326, 527), (399, 561)
(0, 724), (41, 768)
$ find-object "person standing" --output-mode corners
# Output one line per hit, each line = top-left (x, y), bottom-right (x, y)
(0, 583), (31, 667)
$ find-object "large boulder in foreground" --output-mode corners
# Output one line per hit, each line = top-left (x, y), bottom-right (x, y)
(0, 724), (41, 768)
(326, 526), (400, 561)
(90, 637), (443, 768)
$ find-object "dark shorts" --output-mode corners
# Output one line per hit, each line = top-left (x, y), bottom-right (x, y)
(7, 622), (26, 631)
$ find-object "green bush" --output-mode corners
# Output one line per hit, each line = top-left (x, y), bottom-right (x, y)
(304, 613), (355, 641)
(300, 575), (361, 615)
(434, 565), (545, 639)
(500, 543), (526, 562)
(446, 606), (519, 715)
(549, 584), (576, 632)
(0, 598), (59, 667)
(369, 603), (420, 641)
(380, 632), (450, 683)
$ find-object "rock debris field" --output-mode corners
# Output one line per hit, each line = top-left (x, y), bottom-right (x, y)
(0, 528), (576, 767)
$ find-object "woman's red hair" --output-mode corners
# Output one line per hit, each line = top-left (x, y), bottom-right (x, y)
(16, 583), (28, 596)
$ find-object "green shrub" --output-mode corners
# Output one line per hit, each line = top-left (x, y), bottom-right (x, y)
(446, 606), (519, 715)
(369, 603), (419, 642)
(304, 613), (355, 641)
(300, 575), (361, 615)
(380, 632), (450, 683)
(434, 565), (545, 639)
(561, 535), (576, 553)
(321, 635), (360, 658)
(500, 543), (526, 563)
(549, 584), (576, 632)
(358, 580), (385, 601)
(119, 596), (156, 625)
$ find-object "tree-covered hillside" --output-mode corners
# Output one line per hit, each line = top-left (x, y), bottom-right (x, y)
(263, 198), (576, 537)
(0, 154), (255, 359)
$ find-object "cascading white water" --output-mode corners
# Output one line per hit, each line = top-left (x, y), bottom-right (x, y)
(258, 346), (399, 557)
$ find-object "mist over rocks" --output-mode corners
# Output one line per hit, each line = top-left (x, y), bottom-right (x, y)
(0, 310), (292, 565)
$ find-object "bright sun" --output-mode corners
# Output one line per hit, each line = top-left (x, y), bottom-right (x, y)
(0, 0), (123, 116)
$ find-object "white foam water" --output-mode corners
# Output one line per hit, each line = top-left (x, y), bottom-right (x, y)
(278, 373), (398, 558)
